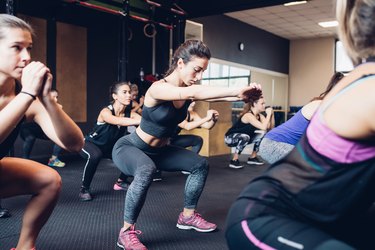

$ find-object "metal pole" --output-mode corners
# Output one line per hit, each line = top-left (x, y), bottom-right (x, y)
(118, 0), (129, 81)
(6, 0), (15, 15)
(172, 16), (186, 51)
(152, 34), (156, 75)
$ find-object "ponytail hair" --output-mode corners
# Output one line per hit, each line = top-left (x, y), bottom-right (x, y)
(239, 88), (263, 116)
(311, 72), (344, 101)
(164, 40), (211, 77)
(109, 81), (130, 104)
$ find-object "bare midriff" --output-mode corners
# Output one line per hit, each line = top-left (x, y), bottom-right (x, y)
(136, 127), (170, 147)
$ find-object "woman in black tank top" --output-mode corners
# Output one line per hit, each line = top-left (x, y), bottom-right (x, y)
(112, 40), (262, 250)
(225, 89), (274, 169)
(0, 14), (84, 250)
(78, 82), (141, 201)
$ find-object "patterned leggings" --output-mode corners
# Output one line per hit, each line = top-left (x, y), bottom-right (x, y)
(225, 131), (265, 154)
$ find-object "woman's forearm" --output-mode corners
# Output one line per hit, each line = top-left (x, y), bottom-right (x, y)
(41, 100), (83, 152)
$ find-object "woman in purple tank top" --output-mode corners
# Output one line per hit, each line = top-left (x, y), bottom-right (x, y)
(258, 72), (343, 164)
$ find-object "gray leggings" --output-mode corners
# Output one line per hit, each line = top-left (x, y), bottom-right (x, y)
(112, 132), (209, 224)
(258, 138), (294, 164)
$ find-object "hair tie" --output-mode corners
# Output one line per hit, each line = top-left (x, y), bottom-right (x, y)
(20, 91), (36, 100)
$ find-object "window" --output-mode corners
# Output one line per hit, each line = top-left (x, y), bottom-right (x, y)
(335, 40), (354, 73)
(201, 62), (250, 88)
(201, 60), (251, 123)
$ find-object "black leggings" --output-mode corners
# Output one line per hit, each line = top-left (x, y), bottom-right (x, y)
(20, 122), (62, 159)
(80, 141), (107, 188)
(226, 199), (374, 250)
(112, 132), (209, 224)
(170, 134), (203, 154)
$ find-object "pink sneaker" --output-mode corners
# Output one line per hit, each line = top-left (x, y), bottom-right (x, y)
(10, 248), (36, 250)
(176, 212), (217, 232)
(113, 181), (129, 191)
(117, 225), (147, 250)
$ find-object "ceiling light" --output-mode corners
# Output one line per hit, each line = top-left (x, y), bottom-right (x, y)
(283, 1), (307, 6)
(318, 21), (338, 28)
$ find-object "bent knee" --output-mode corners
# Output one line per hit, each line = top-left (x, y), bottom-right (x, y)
(195, 136), (204, 144)
(35, 167), (62, 194)
(191, 157), (209, 172)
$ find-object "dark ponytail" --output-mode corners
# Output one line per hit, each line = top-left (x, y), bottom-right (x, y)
(109, 81), (130, 104)
(164, 40), (211, 77)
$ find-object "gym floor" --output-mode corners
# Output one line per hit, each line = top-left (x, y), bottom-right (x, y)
(1, 154), (267, 250)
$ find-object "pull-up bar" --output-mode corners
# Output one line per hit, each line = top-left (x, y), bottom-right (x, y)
(66, 0), (173, 30)
(145, 0), (186, 16)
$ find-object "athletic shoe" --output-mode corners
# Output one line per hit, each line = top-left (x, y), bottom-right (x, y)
(113, 181), (129, 191)
(79, 187), (93, 201)
(247, 156), (264, 165)
(0, 207), (10, 218)
(229, 159), (243, 169)
(181, 171), (190, 175)
(117, 225), (147, 250)
(176, 212), (217, 232)
(152, 170), (162, 182)
(48, 158), (66, 168)
(10, 248), (35, 250)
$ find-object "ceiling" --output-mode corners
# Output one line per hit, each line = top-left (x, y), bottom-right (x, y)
(24, 0), (337, 41)
(178, 0), (337, 40)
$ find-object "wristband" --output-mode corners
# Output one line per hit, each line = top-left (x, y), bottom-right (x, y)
(20, 91), (36, 100)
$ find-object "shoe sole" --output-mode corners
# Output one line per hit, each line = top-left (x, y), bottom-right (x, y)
(176, 223), (216, 232)
(117, 240), (146, 250)
(80, 198), (93, 201)
(246, 162), (264, 165)
(113, 184), (127, 191)
(116, 242), (124, 249)
(79, 195), (93, 201)
(229, 164), (243, 169)
(48, 164), (65, 168)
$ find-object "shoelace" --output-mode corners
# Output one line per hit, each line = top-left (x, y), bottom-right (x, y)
(192, 213), (207, 226)
(128, 229), (143, 245)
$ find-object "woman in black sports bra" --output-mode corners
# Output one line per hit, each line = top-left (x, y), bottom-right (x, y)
(0, 14), (84, 250)
(112, 39), (260, 250)
(78, 82), (141, 201)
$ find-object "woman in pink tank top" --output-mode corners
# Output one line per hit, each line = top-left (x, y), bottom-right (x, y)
(226, 1), (375, 250)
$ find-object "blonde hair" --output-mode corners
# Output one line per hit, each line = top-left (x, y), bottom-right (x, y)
(130, 83), (138, 92)
(336, 0), (375, 65)
(0, 14), (34, 41)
